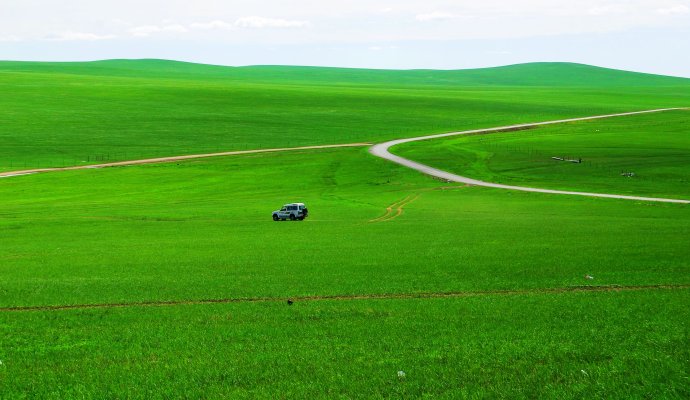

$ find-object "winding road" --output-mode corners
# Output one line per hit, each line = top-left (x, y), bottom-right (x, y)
(2, 108), (688, 204)
(370, 108), (690, 204)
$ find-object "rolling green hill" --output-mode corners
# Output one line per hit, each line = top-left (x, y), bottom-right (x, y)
(1, 146), (688, 398)
(1, 60), (689, 398)
(1, 60), (689, 171)
(2, 59), (689, 87)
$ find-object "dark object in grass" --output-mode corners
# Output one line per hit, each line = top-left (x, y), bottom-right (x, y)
(287, 299), (294, 306)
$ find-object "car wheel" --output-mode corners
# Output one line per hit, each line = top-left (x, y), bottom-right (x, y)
(289, 214), (296, 221)
(273, 215), (279, 221)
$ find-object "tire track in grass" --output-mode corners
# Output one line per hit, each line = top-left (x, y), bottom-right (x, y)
(381, 193), (420, 222)
(370, 186), (468, 223)
(370, 194), (420, 222)
(369, 194), (412, 222)
(2, 284), (688, 312)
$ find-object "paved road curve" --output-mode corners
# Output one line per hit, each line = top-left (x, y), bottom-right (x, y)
(370, 108), (690, 204)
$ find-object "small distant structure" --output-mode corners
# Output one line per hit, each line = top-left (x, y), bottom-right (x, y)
(551, 156), (582, 163)
(621, 171), (636, 177)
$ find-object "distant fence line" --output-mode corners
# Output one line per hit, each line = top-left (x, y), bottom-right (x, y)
(0, 144), (273, 170)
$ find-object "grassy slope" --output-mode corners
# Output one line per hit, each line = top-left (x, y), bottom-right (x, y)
(3, 292), (688, 399)
(1, 148), (689, 307)
(0, 149), (688, 398)
(1, 61), (689, 397)
(395, 110), (690, 199)
(1, 60), (689, 171)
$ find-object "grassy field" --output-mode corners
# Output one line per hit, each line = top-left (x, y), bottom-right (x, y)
(1, 61), (689, 398)
(3, 292), (688, 399)
(2, 60), (690, 171)
(394, 110), (690, 199)
(1, 148), (689, 307)
(1, 147), (688, 398)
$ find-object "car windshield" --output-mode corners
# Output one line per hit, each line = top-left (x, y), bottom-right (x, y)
(280, 207), (287, 211)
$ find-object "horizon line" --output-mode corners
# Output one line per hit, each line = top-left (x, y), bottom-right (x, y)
(2, 58), (690, 79)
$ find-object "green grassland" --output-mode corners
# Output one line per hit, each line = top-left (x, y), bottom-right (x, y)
(3, 292), (688, 399)
(1, 148), (689, 307)
(395, 110), (690, 199)
(1, 147), (689, 398)
(1, 61), (689, 398)
(2, 60), (690, 171)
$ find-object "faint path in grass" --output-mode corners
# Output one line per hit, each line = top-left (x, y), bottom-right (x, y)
(370, 193), (421, 222)
(370, 108), (690, 204)
(0, 143), (373, 179)
(2, 284), (688, 312)
(369, 185), (470, 222)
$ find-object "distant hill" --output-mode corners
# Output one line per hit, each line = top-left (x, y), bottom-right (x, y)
(1, 59), (689, 87)
(1, 58), (688, 172)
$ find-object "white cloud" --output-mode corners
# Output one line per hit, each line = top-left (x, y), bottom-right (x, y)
(415, 12), (456, 22)
(234, 16), (309, 29)
(190, 20), (235, 30)
(656, 4), (690, 15)
(127, 17), (309, 37)
(1, 1), (689, 57)
(368, 45), (399, 51)
(0, 35), (22, 42)
(587, 5), (629, 16)
(192, 17), (310, 31)
(47, 32), (117, 41)
(129, 24), (189, 37)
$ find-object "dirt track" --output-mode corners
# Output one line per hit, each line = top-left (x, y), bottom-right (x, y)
(370, 108), (690, 204)
(0, 142), (372, 179)
(1, 284), (687, 312)
(3, 109), (688, 204)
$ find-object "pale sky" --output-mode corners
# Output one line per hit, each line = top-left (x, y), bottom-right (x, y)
(1, 0), (689, 76)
